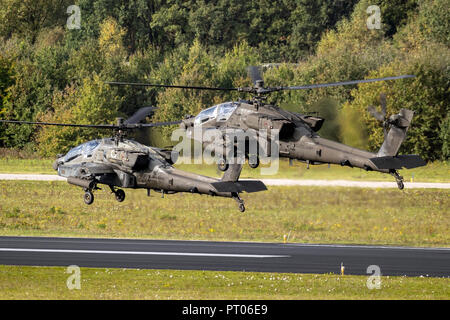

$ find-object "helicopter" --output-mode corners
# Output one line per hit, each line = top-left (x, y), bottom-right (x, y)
(0, 108), (267, 212)
(107, 67), (426, 190)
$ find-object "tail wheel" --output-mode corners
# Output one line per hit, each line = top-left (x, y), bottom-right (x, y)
(248, 155), (259, 169)
(115, 189), (125, 202)
(238, 203), (246, 212)
(217, 158), (229, 171)
(391, 170), (404, 190)
(83, 191), (94, 205)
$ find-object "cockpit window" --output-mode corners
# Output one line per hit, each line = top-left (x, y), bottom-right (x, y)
(216, 102), (237, 121)
(82, 140), (100, 156)
(63, 145), (83, 162)
(194, 106), (218, 125)
(63, 140), (100, 162)
(194, 102), (237, 126)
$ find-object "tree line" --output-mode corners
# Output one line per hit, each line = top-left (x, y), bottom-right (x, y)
(0, 0), (448, 160)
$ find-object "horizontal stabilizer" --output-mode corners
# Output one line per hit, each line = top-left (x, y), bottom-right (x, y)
(370, 155), (426, 170)
(211, 180), (267, 193)
(237, 180), (268, 193)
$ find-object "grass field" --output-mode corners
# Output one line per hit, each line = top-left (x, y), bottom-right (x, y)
(0, 265), (448, 299)
(0, 181), (448, 247)
(0, 157), (448, 182)
(1, 159), (448, 300)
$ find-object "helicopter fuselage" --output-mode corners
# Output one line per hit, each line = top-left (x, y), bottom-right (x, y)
(54, 137), (266, 210)
(180, 100), (426, 190)
(182, 101), (386, 172)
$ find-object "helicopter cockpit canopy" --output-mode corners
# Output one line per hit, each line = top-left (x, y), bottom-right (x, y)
(194, 102), (237, 126)
(63, 140), (100, 162)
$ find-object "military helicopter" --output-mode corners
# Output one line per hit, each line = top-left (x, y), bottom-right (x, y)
(0, 108), (267, 212)
(108, 67), (426, 190)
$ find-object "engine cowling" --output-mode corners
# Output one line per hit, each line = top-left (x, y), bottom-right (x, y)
(105, 149), (149, 170)
(243, 113), (295, 139)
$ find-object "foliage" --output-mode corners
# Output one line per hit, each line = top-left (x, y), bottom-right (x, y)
(153, 41), (259, 137)
(36, 75), (122, 156)
(0, 0), (72, 43)
(342, 0), (450, 160)
(0, 55), (14, 115)
(0, 0), (447, 160)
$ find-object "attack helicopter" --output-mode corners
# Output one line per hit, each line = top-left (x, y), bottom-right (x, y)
(108, 67), (426, 190)
(0, 108), (267, 212)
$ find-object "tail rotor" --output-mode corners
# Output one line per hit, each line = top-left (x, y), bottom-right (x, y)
(367, 93), (389, 137)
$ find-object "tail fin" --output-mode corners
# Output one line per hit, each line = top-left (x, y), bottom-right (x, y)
(214, 162), (267, 193)
(377, 108), (414, 157)
(370, 109), (426, 170)
(221, 163), (243, 182)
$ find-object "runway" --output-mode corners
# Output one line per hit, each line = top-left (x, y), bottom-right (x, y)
(0, 236), (448, 277)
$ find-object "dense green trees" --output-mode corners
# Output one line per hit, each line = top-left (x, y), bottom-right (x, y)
(0, 0), (72, 43)
(0, 0), (447, 160)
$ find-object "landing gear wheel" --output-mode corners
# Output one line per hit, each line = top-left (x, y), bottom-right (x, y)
(217, 158), (229, 172)
(391, 170), (404, 191)
(232, 193), (245, 212)
(248, 155), (259, 169)
(83, 191), (94, 205)
(115, 189), (125, 202)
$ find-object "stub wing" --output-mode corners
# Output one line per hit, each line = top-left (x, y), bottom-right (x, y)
(370, 155), (426, 170)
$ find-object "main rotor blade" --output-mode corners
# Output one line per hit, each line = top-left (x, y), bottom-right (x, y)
(124, 106), (157, 124)
(0, 119), (182, 129)
(279, 75), (415, 91)
(106, 81), (238, 92)
(0, 120), (117, 129)
(138, 120), (182, 127)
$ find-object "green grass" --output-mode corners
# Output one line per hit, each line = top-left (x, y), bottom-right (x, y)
(0, 181), (448, 247)
(0, 157), (448, 182)
(0, 265), (448, 299)
(0, 158), (55, 174)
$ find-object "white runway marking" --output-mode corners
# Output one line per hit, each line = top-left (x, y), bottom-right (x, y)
(0, 174), (448, 188)
(285, 243), (450, 251)
(0, 248), (289, 258)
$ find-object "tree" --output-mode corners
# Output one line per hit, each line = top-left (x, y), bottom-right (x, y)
(344, 44), (449, 161)
(0, 0), (72, 42)
(0, 55), (15, 146)
(36, 74), (122, 156)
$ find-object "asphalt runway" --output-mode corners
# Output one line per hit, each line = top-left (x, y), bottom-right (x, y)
(0, 236), (448, 277)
